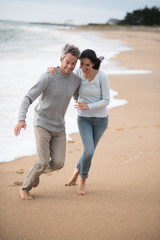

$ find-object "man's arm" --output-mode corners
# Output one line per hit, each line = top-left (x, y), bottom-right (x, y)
(73, 87), (79, 101)
(14, 121), (27, 136)
(14, 73), (49, 136)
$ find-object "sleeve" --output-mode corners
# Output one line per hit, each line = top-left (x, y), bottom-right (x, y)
(73, 68), (81, 100)
(18, 73), (49, 121)
(73, 87), (79, 101)
(88, 73), (110, 110)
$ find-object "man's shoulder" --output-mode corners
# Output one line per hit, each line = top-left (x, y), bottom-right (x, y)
(38, 72), (52, 80)
(41, 72), (54, 78)
(39, 72), (58, 83)
(71, 72), (81, 83)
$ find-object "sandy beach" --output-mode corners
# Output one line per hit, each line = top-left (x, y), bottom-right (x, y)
(0, 27), (160, 240)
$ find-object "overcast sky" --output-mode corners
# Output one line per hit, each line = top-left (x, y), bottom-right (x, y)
(0, 0), (159, 25)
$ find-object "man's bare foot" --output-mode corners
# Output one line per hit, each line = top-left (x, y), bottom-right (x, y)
(20, 188), (34, 200)
(77, 178), (86, 195)
(65, 168), (80, 186)
(33, 177), (40, 188)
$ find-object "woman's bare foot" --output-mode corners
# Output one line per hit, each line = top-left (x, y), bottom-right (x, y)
(65, 168), (80, 186)
(20, 188), (34, 200)
(77, 178), (86, 195)
(33, 177), (40, 188)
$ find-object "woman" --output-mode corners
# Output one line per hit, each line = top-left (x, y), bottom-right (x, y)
(48, 49), (110, 195)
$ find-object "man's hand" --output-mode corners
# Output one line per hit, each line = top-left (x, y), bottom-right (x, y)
(74, 101), (89, 110)
(14, 121), (27, 136)
(47, 66), (56, 75)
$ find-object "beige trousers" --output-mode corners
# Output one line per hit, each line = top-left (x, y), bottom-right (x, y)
(22, 126), (66, 192)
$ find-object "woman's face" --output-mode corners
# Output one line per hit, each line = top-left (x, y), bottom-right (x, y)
(80, 58), (95, 73)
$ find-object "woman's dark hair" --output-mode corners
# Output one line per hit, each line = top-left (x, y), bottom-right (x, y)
(80, 49), (104, 70)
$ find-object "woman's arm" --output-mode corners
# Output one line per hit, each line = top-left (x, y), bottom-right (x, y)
(87, 74), (110, 110)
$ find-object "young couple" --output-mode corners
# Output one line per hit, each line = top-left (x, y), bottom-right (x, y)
(14, 43), (110, 200)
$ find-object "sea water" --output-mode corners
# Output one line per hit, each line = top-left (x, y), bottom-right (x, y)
(0, 20), (151, 162)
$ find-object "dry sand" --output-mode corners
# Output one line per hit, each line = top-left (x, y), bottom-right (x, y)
(0, 27), (160, 240)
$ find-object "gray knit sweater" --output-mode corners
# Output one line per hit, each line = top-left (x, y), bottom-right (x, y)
(18, 67), (80, 132)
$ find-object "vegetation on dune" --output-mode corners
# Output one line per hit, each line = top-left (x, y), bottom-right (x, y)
(86, 6), (160, 27)
(119, 6), (160, 26)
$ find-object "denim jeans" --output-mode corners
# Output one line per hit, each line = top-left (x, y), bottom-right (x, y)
(76, 115), (109, 179)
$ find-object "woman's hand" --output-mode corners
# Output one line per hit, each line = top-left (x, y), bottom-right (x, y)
(47, 66), (56, 74)
(74, 101), (89, 110)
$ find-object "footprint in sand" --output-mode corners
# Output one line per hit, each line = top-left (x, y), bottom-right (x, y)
(46, 172), (53, 176)
(117, 128), (125, 131)
(9, 181), (23, 187)
(154, 124), (160, 128)
(16, 169), (24, 174)
(130, 126), (138, 129)
(68, 140), (75, 143)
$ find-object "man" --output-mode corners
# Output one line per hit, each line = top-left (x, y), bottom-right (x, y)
(14, 44), (81, 200)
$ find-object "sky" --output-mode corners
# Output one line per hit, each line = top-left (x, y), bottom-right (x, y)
(0, 0), (160, 25)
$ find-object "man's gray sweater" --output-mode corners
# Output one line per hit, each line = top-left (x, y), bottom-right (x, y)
(19, 67), (80, 132)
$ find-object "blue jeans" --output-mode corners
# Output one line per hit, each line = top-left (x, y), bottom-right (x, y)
(76, 115), (109, 179)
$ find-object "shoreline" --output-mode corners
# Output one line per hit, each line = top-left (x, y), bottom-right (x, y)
(0, 27), (160, 240)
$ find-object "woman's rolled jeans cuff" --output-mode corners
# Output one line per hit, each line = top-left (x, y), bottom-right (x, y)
(76, 166), (89, 179)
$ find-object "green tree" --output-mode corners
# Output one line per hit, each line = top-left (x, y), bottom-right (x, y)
(119, 6), (160, 25)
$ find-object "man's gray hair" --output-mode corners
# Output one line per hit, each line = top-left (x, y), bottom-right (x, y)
(61, 43), (81, 59)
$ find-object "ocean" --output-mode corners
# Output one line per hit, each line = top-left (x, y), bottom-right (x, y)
(0, 20), (151, 162)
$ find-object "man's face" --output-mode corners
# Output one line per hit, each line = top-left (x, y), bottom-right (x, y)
(60, 53), (78, 75)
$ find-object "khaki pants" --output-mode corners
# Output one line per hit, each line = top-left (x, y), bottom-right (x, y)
(22, 126), (66, 192)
